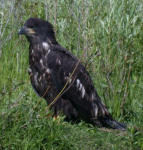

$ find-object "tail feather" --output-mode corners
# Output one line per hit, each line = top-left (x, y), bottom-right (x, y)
(100, 118), (126, 130)
(92, 94), (126, 130)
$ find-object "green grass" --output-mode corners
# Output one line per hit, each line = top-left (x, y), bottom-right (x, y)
(0, 0), (143, 149)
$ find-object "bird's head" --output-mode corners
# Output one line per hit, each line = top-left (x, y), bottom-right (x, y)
(19, 18), (57, 43)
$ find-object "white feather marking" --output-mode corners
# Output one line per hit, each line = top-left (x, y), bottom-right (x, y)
(68, 78), (72, 83)
(32, 49), (34, 54)
(76, 79), (80, 88)
(42, 42), (49, 50)
(45, 49), (51, 59)
(47, 49), (51, 54)
(79, 83), (83, 91)
(34, 72), (38, 86)
(56, 58), (61, 65)
(94, 104), (98, 117)
(43, 73), (46, 78)
(76, 79), (86, 98)
(46, 68), (51, 74)
(65, 76), (72, 83)
(58, 59), (61, 65)
(40, 59), (43, 64)
(40, 59), (45, 69)
(81, 87), (85, 98)
(38, 76), (42, 82)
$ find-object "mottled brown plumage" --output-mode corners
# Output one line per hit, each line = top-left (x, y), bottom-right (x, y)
(19, 18), (126, 130)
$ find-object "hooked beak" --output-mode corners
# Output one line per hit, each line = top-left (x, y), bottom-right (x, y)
(18, 26), (35, 35)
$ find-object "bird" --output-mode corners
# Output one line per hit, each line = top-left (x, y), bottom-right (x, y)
(19, 18), (126, 130)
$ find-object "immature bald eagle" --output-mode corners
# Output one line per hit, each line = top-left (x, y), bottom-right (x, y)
(19, 18), (126, 130)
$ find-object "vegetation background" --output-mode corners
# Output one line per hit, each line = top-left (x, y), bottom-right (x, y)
(0, 0), (143, 149)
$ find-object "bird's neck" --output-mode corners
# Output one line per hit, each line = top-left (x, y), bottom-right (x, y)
(46, 36), (58, 45)
(28, 36), (58, 47)
(29, 37), (58, 65)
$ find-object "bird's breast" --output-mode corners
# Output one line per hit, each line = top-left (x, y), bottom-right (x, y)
(28, 47), (53, 98)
